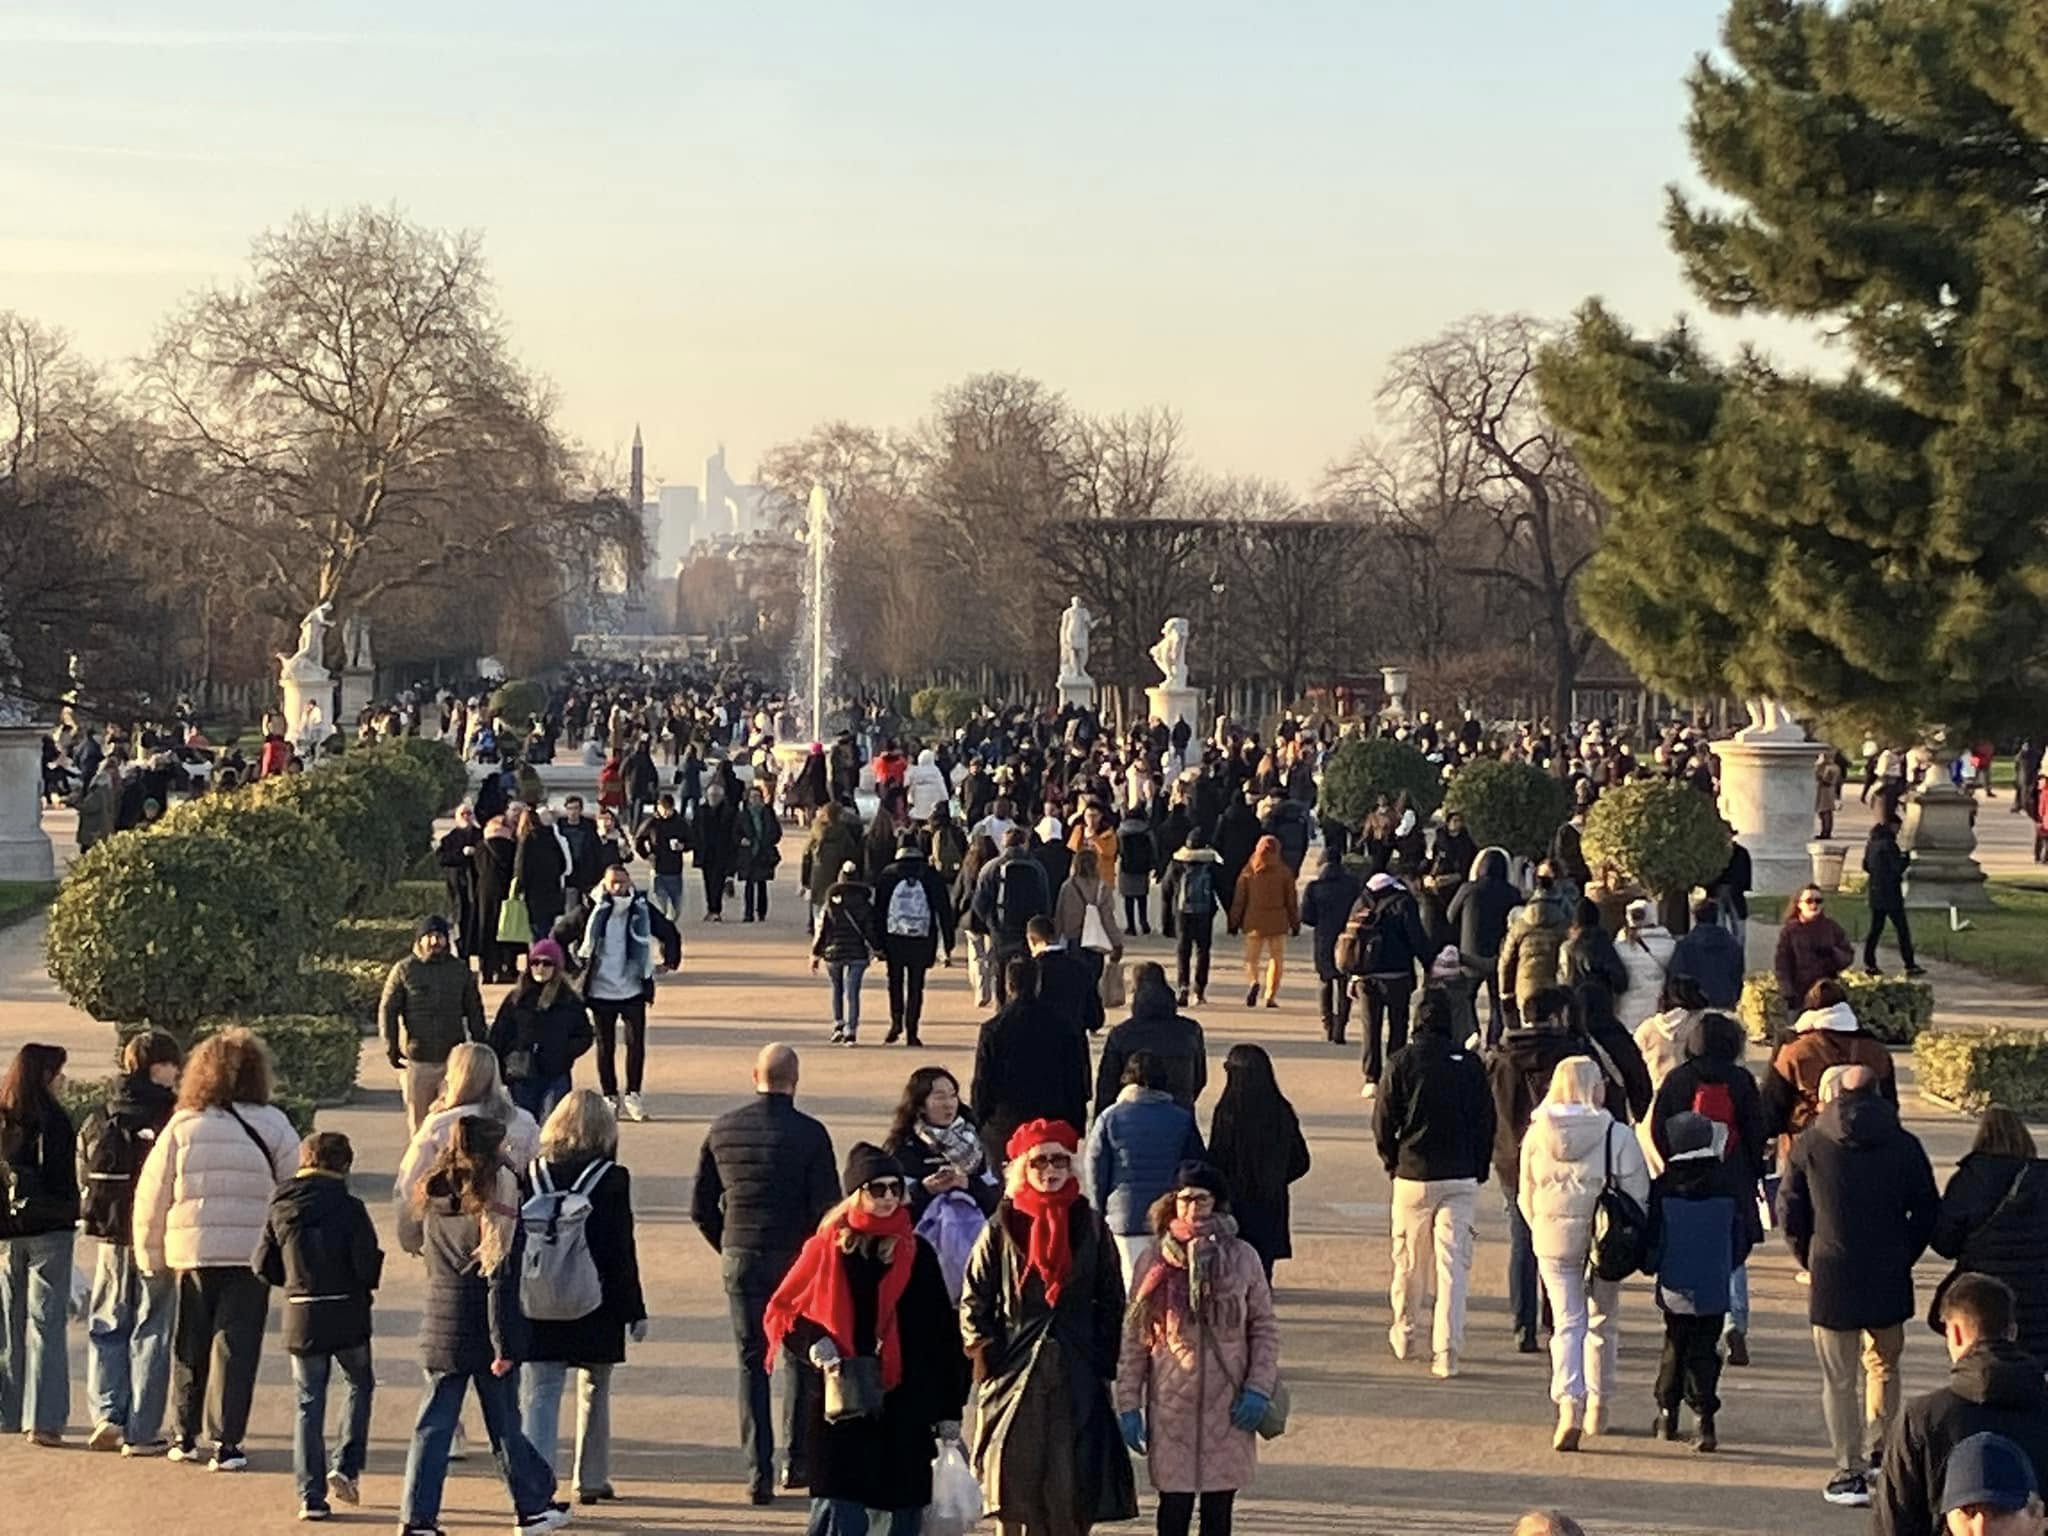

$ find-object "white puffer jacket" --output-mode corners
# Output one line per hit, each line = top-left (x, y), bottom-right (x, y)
(1517, 1102), (1651, 1263)
(1615, 925), (1676, 1031)
(906, 750), (950, 822)
(392, 1099), (541, 1255)
(133, 1103), (299, 1274)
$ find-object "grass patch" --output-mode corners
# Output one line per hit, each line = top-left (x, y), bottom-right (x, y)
(1767, 881), (2048, 989)
(0, 881), (57, 930)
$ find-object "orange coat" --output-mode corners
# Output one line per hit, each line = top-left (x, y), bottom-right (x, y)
(1228, 862), (1299, 938)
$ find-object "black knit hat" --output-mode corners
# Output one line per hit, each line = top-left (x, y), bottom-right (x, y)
(842, 1141), (904, 1196)
(415, 913), (451, 940)
(1173, 1161), (1231, 1209)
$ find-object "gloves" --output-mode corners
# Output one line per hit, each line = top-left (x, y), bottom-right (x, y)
(1119, 1409), (1147, 1452)
(1230, 1388), (1271, 1432)
(388, 1050), (406, 1071)
(809, 1337), (841, 1369)
(629, 1319), (649, 1343)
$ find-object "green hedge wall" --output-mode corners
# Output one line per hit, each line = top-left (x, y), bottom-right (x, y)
(1915, 1029), (2048, 1116)
(1738, 969), (1933, 1048)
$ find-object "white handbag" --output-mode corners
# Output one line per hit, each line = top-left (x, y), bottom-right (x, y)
(1081, 904), (1114, 955)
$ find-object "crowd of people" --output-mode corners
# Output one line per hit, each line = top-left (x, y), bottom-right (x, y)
(8, 667), (2041, 1534)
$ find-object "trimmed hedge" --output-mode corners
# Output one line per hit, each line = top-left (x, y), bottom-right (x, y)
(1737, 969), (1933, 1048)
(1319, 738), (1443, 828)
(219, 1014), (362, 1107)
(1443, 759), (1570, 862)
(296, 957), (390, 1034)
(48, 825), (329, 1031)
(1914, 1029), (2048, 1116)
(360, 880), (455, 923)
(910, 686), (982, 733)
(326, 914), (422, 965)
(248, 768), (407, 904)
(1583, 778), (1730, 900)
(373, 737), (468, 814)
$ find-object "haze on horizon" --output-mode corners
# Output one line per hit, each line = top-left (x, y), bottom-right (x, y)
(1, 0), (1806, 498)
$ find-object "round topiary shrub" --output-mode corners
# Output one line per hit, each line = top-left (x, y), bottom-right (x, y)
(250, 766), (411, 902)
(48, 825), (327, 1032)
(487, 678), (548, 727)
(1318, 737), (1443, 829)
(1582, 777), (1731, 901)
(377, 736), (469, 814)
(1443, 759), (1570, 862)
(332, 748), (440, 859)
(154, 799), (348, 930)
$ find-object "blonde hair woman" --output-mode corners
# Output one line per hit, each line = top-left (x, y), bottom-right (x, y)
(1518, 1055), (1650, 1451)
(393, 1043), (540, 1255)
(519, 1090), (647, 1507)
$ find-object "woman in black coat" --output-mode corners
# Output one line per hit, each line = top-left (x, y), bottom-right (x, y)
(1560, 897), (1629, 1000)
(519, 1090), (647, 1506)
(1932, 1108), (2048, 1365)
(436, 806), (483, 960)
(1205, 1043), (1310, 1278)
(487, 942), (596, 1122)
(472, 817), (520, 984)
(766, 1143), (967, 1529)
(0, 1043), (78, 1442)
(513, 810), (569, 945)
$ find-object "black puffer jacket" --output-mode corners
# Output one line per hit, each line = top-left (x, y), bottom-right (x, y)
(1446, 849), (1519, 961)
(0, 1102), (78, 1239)
(77, 1073), (175, 1242)
(253, 1171), (384, 1356)
(1376, 1027), (1495, 1185)
(1932, 1153), (2048, 1365)
(691, 1093), (839, 1281)
(1299, 856), (1362, 981)
(1091, 981), (1209, 1115)
(418, 1186), (525, 1373)
(1875, 1341), (2048, 1536)
(1780, 1091), (1938, 1331)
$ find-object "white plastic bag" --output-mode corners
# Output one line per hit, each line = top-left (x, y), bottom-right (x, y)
(925, 1439), (983, 1536)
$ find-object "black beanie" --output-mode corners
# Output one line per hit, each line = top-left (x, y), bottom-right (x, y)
(415, 913), (451, 940)
(1173, 1161), (1231, 1210)
(842, 1142), (903, 1196)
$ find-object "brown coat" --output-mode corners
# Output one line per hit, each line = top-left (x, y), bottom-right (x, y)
(1227, 863), (1299, 938)
(1766, 1021), (1896, 1164)
(1116, 1232), (1279, 1495)
(1054, 876), (1123, 956)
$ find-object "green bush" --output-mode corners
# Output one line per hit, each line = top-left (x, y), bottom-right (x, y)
(1737, 968), (1932, 1047)
(229, 1014), (363, 1107)
(154, 798), (348, 930)
(250, 767), (411, 903)
(1318, 738), (1443, 828)
(1914, 1029), (2048, 1115)
(487, 678), (549, 727)
(373, 736), (468, 814)
(910, 686), (982, 733)
(334, 747), (441, 855)
(48, 825), (328, 1032)
(1583, 778), (1731, 900)
(1443, 759), (1570, 862)
(295, 957), (390, 1034)
(360, 879), (455, 922)
(325, 914), (419, 965)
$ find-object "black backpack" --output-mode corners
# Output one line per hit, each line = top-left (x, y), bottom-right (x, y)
(1334, 896), (1385, 977)
(993, 857), (1044, 935)
(1177, 858), (1216, 918)
(1588, 1124), (1658, 1282)
(78, 1105), (154, 1242)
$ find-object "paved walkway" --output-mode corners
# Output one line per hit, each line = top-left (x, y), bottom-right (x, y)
(0, 804), (2037, 1535)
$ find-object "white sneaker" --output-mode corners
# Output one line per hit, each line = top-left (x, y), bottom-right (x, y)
(1386, 1326), (1412, 1362)
(622, 1091), (647, 1122)
(514, 1506), (573, 1533)
(1585, 1400), (1607, 1436)
(88, 1421), (122, 1452)
(1431, 1351), (1458, 1379)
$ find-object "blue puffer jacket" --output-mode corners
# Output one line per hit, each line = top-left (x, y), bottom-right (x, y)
(1652, 1151), (1753, 1316)
(1084, 1087), (1206, 1237)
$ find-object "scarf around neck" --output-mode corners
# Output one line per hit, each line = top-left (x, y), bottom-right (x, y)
(762, 1204), (917, 1390)
(915, 1114), (985, 1178)
(1011, 1179), (1082, 1305)
(1137, 1210), (1237, 1325)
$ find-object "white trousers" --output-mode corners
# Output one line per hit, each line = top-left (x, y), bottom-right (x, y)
(1388, 1177), (1478, 1359)
(1536, 1256), (1620, 1405)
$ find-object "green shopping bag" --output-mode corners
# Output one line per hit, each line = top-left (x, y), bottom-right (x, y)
(496, 882), (532, 944)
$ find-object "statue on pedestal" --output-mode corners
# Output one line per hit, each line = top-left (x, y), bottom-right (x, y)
(1149, 617), (1191, 690)
(1738, 696), (1806, 742)
(280, 601), (335, 680)
(342, 614), (374, 671)
(1058, 597), (1094, 686)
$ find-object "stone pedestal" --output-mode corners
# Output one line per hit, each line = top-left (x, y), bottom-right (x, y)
(338, 667), (374, 726)
(1145, 683), (1200, 738)
(1902, 779), (1990, 909)
(279, 659), (333, 746)
(1716, 726), (1818, 899)
(1058, 676), (1096, 712)
(0, 726), (54, 881)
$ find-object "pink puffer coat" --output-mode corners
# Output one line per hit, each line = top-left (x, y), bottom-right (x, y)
(1115, 1231), (1279, 1494)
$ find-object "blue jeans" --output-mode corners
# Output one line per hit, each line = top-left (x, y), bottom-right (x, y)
(827, 960), (867, 1033)
(510, 1074), (571, 1124)
(521, 1359), (612, 1496)
(293, 1346), (374, 1509)
(808, 1499), (924, 1535)
(651, 873), (685, 924)
(1505, 1192), (1538, 1339)
(400, 1366), (557, 1528)
(1726, 1264), (1750, 1335)
(87, 1242), (175, 1443)
(0, 1230), (75, 1435)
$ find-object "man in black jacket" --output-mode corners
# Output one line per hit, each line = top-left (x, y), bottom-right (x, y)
(1781, 1066), (1940, 1508)
(1092, 962), (1207, 1116)
(970, 958), (1090, 1167)
(1354, 873), (1433, 1097)
(555, 794), (604, 900)
(972, 829), (1053, 1003)
(1375, 988), (1495, 1378)
(1668, 898), (1745, 1009)
(690, 1044), (838, 1503)
(1026, 916), (1105, 1037)
(1300, 847), (1362, 1045)
(1877, 1273), (2048, 1536)
(634, 793), (690, 925)
(1864, 817), (1925, 977)
(1446, 847), (1520, 1045)
(869, 838), (957, 1048)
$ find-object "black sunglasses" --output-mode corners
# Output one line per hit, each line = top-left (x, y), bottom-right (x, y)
(862, 1178), (905, 1198)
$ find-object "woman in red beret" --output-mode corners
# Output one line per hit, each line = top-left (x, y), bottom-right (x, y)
(960, 1118), (1137, 1535)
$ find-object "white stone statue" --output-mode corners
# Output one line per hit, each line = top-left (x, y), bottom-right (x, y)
(342, 614), (374, 671)
(1150, 617), (1191, 690)
(1739, 696), (1806, 741)
(280, 601), (334, 679)
(1058, 597), (1094, 685)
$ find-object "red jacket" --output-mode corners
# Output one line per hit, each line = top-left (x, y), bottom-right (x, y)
(258, 735), (291, 779)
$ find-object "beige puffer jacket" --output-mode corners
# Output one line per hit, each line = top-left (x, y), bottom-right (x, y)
(392, 1099), (541, 1254)
(133, 1103), (299, 1274)
(1517, 1102), (1650, 1263)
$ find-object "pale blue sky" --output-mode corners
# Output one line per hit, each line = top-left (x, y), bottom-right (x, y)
(0, 0), (1786, 493)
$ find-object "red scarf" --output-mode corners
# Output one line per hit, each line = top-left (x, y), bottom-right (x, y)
(1010, 1178), (1082, 1305)
(763, 1206), (918, 1389)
